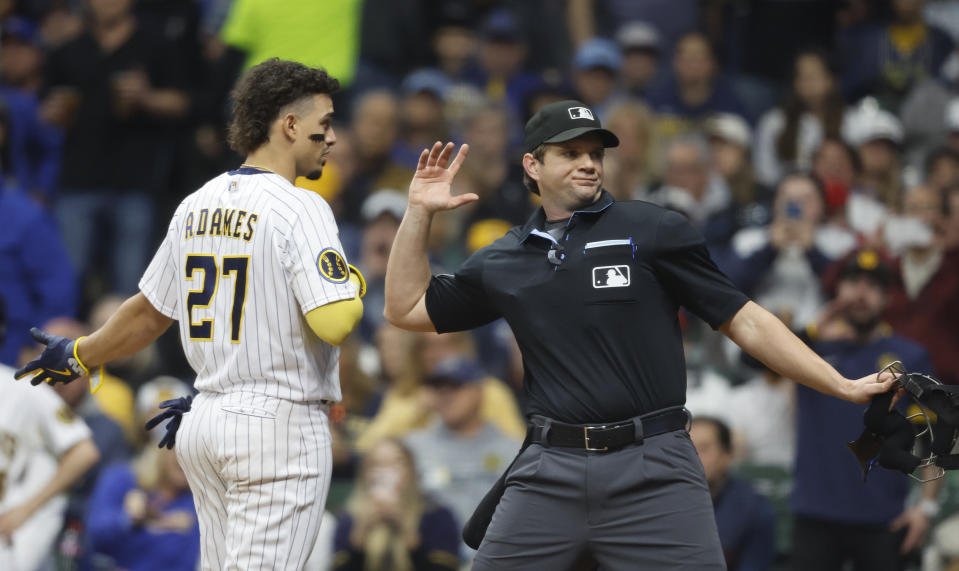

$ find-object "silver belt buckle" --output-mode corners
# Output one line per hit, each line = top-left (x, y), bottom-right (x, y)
(584, 425), (609, 451)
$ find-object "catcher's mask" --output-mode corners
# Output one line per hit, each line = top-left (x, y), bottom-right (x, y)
(848, 361), (959, 483)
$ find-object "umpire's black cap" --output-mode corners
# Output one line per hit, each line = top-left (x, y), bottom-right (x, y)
(523, 99), (619, 153)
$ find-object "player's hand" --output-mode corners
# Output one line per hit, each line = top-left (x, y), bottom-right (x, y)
(145, 396), (193, 449)
(14, 328), (89, 386)
(0, 503), (34, 539)
(842, 370), (899, 404)
(408, 142), (477, 214)
(890, 506), (932, 554)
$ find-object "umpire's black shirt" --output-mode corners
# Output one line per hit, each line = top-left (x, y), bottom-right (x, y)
(426, 191), (749, 424)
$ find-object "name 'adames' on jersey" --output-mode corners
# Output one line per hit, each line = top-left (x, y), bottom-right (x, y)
(139, 170), (356, 403)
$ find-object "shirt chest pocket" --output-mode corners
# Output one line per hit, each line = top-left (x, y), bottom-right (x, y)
(580, 239), (637, 304)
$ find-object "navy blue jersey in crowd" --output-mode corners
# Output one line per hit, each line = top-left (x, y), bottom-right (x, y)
(85, 464), (200, 571)
(714, 476), (776, 571)
(332, 502), (461, 570)
(0, 190), (76, 365)
(792, 330), (934, 524)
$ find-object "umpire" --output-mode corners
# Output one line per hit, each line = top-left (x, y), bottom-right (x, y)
(384, 100), (896, 569)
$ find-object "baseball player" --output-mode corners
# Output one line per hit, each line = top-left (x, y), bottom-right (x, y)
(15, 59), (365, 570)
(383, 100), (899, 569)
(0, 363), (99, 571)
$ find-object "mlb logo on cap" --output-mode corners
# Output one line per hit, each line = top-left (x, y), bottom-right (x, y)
(523, 99), (620, 153)
(569, 107), (594, 121)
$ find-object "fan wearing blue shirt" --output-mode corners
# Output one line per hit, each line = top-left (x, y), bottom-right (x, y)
(691, 416), (776, 571)
(792, 249), (942, 571)
(0, 189), (77, 366)
(85, 447), (199, 571)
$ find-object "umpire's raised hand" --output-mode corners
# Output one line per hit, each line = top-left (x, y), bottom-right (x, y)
(408, 141), (476, 214)
(14, 327), (90, 385)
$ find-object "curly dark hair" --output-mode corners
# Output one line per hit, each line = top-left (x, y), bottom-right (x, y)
(227, 58), (340, 155)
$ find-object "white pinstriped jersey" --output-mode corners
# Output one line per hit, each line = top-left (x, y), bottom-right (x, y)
(139, 168), (356, 402)
(1, 366), (91, 571)
(0, 369), (92, 513)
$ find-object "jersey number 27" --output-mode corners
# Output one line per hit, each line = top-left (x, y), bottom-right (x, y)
(185, 254), (249, 342)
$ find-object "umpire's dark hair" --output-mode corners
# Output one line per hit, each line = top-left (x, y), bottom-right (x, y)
(693, 416), (733, 453)
(522, 144), (547, 195)
(227, 58), (340, 156)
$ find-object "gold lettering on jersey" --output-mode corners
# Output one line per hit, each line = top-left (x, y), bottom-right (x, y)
(209, 208), (223, 236)
(196, 209), (209, 236)
(184, 212), (195, 240)
(182, 208), (258, 242)
(243, 214), (258, 241)
(234, 210), (247, 238)
(223, 209), (235, 235)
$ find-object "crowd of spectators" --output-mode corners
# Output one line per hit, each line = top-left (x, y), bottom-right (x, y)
(3, 0), (959, 569)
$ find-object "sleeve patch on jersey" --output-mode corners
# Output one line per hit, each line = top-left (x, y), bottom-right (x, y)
(317, 248), (349, 283)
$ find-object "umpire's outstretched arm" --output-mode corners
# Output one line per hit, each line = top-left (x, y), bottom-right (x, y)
(384, 141), (474, 332)
(721, 300), (897, 404)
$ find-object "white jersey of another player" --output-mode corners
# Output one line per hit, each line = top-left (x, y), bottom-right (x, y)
(0, 365), (92, 571)
(139, 167), (356, 402)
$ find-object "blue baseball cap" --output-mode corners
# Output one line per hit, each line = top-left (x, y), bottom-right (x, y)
(425, 356), (485, 387)
(574, 38), (622, 72)
(400, 68), (452, 100)
(1, 17), (38, 45)
(480, 9), (521, 42)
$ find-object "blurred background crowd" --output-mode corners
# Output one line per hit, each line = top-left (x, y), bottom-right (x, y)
(3, 0), (959, 569)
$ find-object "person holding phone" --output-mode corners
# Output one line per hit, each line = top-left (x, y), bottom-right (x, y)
(332, 439), (460, 571)
(722, 172), (857, 328)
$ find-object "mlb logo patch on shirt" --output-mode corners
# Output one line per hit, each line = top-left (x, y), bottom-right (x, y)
(568, 107), (594, 120)
(593, 265), (630, 288)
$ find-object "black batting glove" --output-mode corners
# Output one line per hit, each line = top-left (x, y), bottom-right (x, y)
(145, 396), (193, 449)
(14, 327), (90, 386)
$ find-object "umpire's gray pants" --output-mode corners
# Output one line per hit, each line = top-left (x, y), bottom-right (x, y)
(472, 428), (726, 570)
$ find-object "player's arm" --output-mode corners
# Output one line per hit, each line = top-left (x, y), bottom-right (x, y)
(77, 292), (174, 368)
(384, 142), (475, 331)
(720, 301), (896, 403)
(16, 293), (174, 386)
(0, 439), (99, 537)
(305, 268), (365, 346)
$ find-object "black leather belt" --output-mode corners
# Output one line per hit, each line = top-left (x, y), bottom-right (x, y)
(529, 407), (689, 452)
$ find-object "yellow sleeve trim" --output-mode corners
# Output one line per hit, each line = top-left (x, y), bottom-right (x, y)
(305, 296), (363, 346)
(348, 264), (366, 298)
